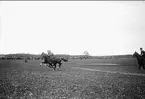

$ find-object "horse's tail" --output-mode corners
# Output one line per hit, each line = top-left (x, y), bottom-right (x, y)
(61, 58), (68, 62)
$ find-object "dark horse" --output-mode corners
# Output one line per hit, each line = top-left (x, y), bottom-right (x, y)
(40, 54), (55, 69)
(133, 51), (145, 69)
(49, 57), (68, 69)
(40, 53), (68, 70)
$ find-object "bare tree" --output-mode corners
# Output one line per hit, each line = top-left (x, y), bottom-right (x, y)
(47, 50), (55, 59)
(83, 50), (90, 59)
(83, 50), (90, 56)
(47, 50), (53, 56)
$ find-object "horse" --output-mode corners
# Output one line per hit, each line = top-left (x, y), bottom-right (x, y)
(40, 53), (68, 70)
(50, 57), (68, 68)
(40, 53), (55, 69)
(133, 51), (145, 70)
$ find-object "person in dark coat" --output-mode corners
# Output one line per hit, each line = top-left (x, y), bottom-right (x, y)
(140, 48), (145, 58)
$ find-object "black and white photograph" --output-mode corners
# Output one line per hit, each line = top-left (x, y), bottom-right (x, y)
(0, 1), (145, 99)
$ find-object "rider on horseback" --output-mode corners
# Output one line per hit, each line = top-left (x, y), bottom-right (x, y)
(47, 50), (55, 59)
(42, 50), (54, 63)
(40, 50), (68, 70)
(140, 48), (145, 58)
(41, 52), (47, 63)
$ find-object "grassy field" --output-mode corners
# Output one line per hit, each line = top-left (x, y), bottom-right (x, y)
(0, 58), (145, 99)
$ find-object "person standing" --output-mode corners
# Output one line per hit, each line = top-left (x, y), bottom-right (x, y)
(140, 48), (145, 58)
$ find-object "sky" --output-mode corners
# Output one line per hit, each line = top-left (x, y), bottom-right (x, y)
(0, 1), (145, 56)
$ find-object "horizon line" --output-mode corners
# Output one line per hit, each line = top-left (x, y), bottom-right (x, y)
(0, 52), (133, 56)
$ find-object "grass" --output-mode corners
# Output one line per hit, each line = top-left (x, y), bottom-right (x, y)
(0, 59), (145, 99)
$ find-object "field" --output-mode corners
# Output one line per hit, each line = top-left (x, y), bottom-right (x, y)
(0, 58), (145, 99)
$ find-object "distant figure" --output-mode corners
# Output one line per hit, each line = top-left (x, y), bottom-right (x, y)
(24, 58), (27, 63)
(140, 48), (145, 58)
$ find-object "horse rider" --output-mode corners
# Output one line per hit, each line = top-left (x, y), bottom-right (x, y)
(41, 52), (47, 63)
(47, 50), (54, 59)
(140, 48), (145, 58)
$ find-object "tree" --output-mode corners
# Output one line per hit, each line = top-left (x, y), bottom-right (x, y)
(83, 50), (90, 59)
(83, 50), (90, 56)
(47, 50), (53, 56)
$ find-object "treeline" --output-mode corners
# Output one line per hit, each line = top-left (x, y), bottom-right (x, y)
(69, 55), (133, 59)
(92, 55), (133, 59)
(0, 54), (133, 60)
(0, 54), (70, 60)
(0, 54), (41, 60)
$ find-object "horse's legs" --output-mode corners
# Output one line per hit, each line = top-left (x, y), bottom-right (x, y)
(40, 63), (42, 66)
(143, 66), (145, 70)
(49, 63), (53, 68)
(58, 63), (62, 68)
(142, 64), (145, 70)
(50, 62), (54, 68)
(142, 61), (145, 69)
(48, 63), (51, 68)
(139, 64), (141, 69)
(53, 64), (56, 70)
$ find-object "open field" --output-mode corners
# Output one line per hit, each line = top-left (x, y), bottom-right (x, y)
(0, 58), (145, 99)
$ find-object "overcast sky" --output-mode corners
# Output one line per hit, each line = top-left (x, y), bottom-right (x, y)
(0, 1), (145, 55)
